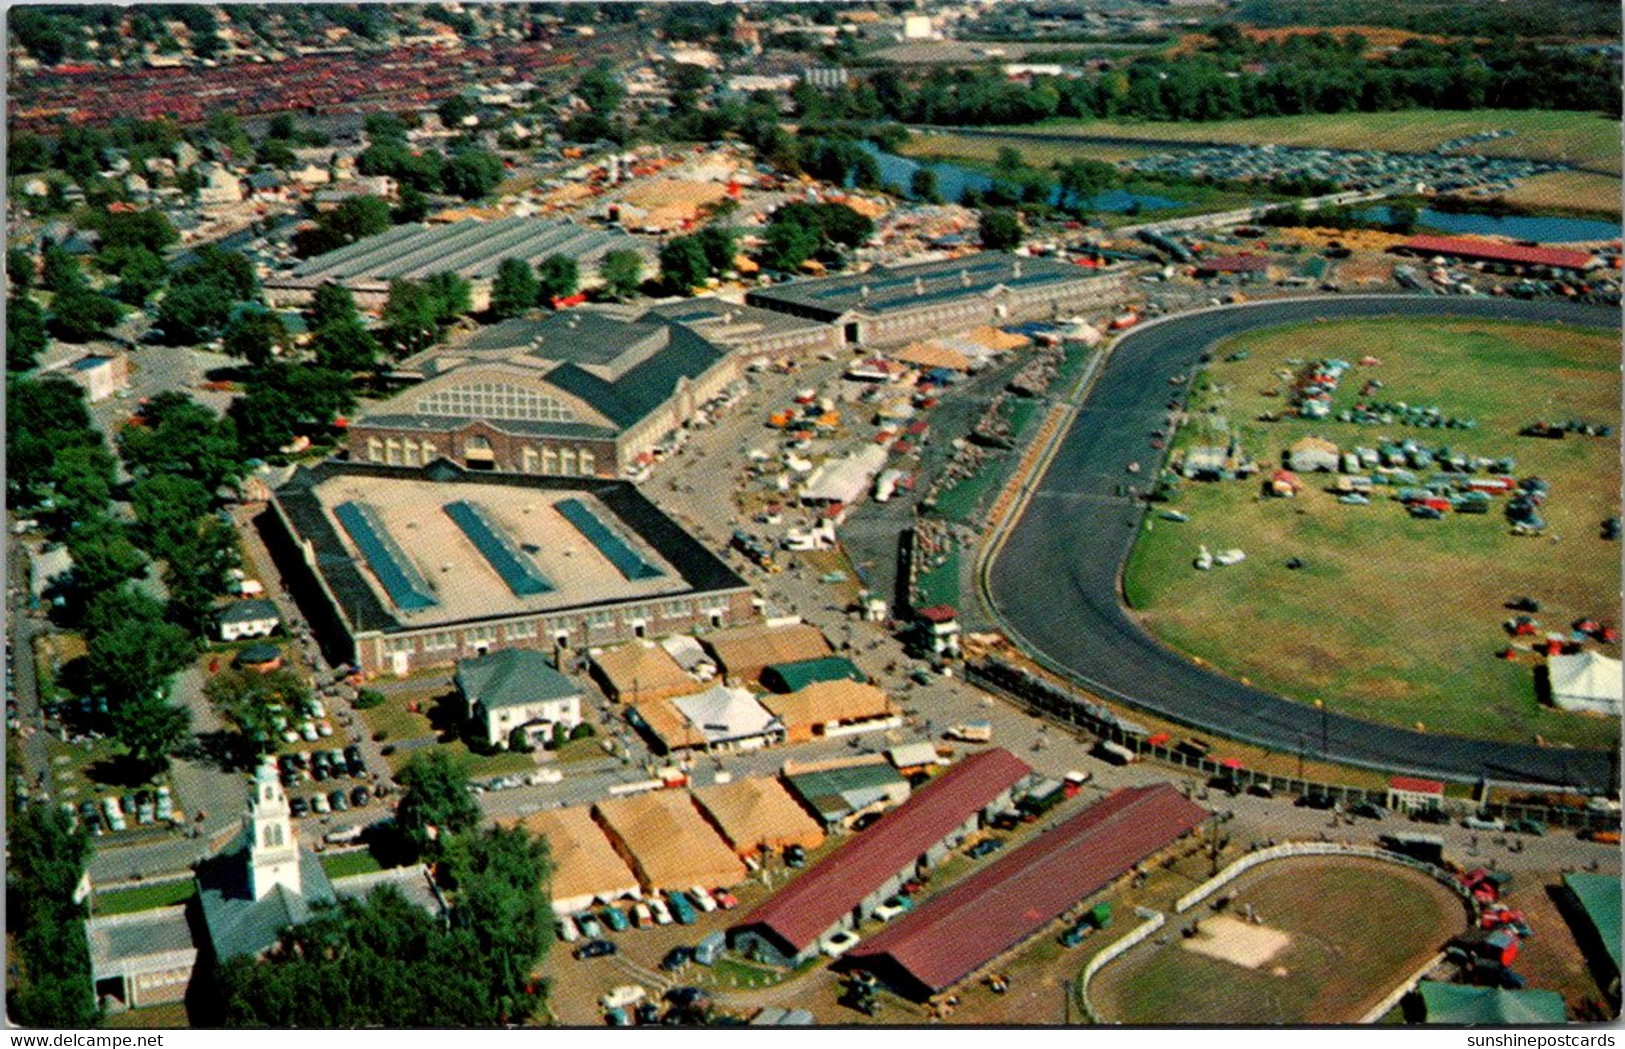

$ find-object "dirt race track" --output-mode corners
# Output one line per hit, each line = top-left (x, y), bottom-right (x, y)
(1091, 855), (1471, 1024)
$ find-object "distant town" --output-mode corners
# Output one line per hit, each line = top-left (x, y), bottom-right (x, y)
(5, 0), (1621, 1032)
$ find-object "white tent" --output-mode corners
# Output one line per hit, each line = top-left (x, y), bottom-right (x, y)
(670, 685), (783, 749)
(1547, 651), (1622, 716)
(801, 445), (888, 505)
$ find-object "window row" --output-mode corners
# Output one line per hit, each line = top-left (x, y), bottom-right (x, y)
(417, 382), (576, 423)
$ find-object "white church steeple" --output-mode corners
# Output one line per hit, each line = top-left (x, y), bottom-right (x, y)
(248, 757), (301, 900)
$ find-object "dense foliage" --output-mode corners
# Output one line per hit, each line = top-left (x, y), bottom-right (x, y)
(7, 806), (98, 1027)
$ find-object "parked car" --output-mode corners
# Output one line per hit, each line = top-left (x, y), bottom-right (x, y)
(967, 837), (1005, 859)
(577, 914), (603, 939)
(661, 946), (694, 972)
(634, 1001), (661, 1026)
(872, 895), (914, 922)
(603, 1008), (630, 1027)
(290, 796), (310, 818)
(574, 939), (617, 961)
(328, 789), (348, 813)
(711, 888), (739, 910)
(1512, 819), (1546, 837)
(783, 843), (806, 868)
(688, 885), (718, 913)
(820, 930), (860, 959)
(600, 906), (630, 932)
(556, 917), (580, 944)
(1059, 920), (1095, 948)
(311, 792), (331, 815)
(1465, 813), (1507, 832)
(666, 892), (698, 925)
(1349, 802), (1385, 820)
(648, 897), (673, 925)
(350, 785), (371, 807)
(851, 811), (883, 832)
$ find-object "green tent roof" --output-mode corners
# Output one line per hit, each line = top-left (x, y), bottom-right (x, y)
(762, 656), (865, 694)
(1564, 872), (1622, 975)
(1417, 982), (1566, 1025)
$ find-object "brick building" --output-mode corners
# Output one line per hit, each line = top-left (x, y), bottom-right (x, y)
(260, 460), (753, 677)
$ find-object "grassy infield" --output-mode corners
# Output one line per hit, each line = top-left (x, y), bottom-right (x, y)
(1123, 318), (1620, 748)
(898, 109), (1622, 216)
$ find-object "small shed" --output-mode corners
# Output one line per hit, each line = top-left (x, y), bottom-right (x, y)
(235, 643), (284, 673)
(1386, 776), (1446, 813)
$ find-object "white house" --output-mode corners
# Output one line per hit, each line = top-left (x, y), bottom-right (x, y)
(456, 648), (583, 748)
(217, 598), (282, 642)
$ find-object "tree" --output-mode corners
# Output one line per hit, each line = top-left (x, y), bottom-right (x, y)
(46, 444), (117, 525)
(759, 219), (819, 273)
(227, 384), (297, 458)
(48, 283), (125, 343)
(7, 294), (48, 372)
(154, 282), (235, 345)
(695, 225), (739, 276)
(109, 690), (192, 779)
(206, 668), (310, 755)
(41, 244), (84, 294)
(393, 185), (430, 224)
(101, 245), (168, 306)
(978, 209), (1023, 251)
(130, 473), (212, 556)
(222, 308), (289, 367)
(576, 63), (625, 115)
(910, 167), (941, 203)
(311, 319), (382, 374)
(97, 208), (178, 254)
(535, 255), (579, 303)
(420, 272), (470, 326)
(6, 375), (101, 504)
(162, 515), (240, 635)
(381, 279), (439, 357)
(598, 249), (643, 300)
(173, 246), (260, 302)
(327, 195), (392, 242)
(438, 93), (475, 128)
(8, 245), (37, 292)
(7, 805), (98, 1028)
(308, 281), (361, 331)
(396, 750), (481, 859)
(440, 825), (553, 1012)
(118, 391), (243, 493)
(441, 150), (505, 201)
(489, 258), (538, 320)
(659, 235), (710, 295)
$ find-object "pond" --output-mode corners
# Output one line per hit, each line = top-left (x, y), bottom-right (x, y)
(862, 143), (1181, 214)
(1360, 206), (1620, 244)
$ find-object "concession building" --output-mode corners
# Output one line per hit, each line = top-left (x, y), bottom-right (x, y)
(744, 252), (1130, 349)
(501, 805), (640, 917)
(593, 790), (748, 893)
(260, 459), (752, 677)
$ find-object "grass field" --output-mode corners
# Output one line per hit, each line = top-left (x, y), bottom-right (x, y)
(1092, 856), (1468, 1024)
(1011, 110), (1622, 175)
(93, 880), (195, 917)
(1123, 318), (1620, 748)
(319, 850), (384, 880)
(899, 130), (1163, 167)
(1499, 171), (1623, 219)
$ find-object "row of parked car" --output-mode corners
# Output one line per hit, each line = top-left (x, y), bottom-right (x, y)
(68, 786), (175, 836)
(278, 744), (367, 785)
(568, 886), (740, 961)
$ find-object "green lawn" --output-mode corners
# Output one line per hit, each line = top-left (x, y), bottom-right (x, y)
(1094, 858), (1466, 1024)
(914, 546), (963, 610)
(383, 739), (538, 778)
(93, 879), (195, 916)
(1018, 109), (1623, 174)
(1124, 318), (1620, 748)
(932, 463), (1004, 524)
(361, 690), (438, 744)
(1000, 398), (1040, 439)
(320, 851), (384, 880)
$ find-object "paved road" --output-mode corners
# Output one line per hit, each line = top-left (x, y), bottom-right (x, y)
(986, 295), (1620, 790)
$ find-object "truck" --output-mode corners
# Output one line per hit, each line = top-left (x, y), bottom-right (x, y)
(1018, 778), (1067, 821)
(1379, 832), (1445, 867)
(874, 469), (906, 503)
(945, 720), (993, 743)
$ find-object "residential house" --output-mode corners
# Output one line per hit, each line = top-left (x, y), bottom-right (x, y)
(456, 648), (584, 748)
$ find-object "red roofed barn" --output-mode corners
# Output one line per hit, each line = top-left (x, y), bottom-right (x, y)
(728, 748), (1033, 966)
(1400, 235), (1597, 273)
(840, 784), (1208, 1000)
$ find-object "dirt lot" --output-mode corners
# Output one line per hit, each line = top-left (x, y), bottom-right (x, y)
(1091, 855), (1470, 1024)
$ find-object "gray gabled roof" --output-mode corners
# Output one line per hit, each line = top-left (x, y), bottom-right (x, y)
(542, 326), (722, 429)
(196, 834), (336, 961)
(218, 598), (281, 625)
(456, 648), (580, 712)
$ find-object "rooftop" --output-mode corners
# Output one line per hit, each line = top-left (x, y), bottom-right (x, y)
(502, 805), (639, 908)
(594, 790), (748, 891)
(746, 252), (1110, 320)
(1402, 234), (1597, 271)
(279, 217), (653, 288)
(456, 648), (581, 712)
(273, 461), (747, 635)
(738, 748), (1032, 955)
(1563, 872), (1622, 976)
(845, 784), (1207, 996)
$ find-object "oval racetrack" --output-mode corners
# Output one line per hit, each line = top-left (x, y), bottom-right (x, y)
(987, 295), (1619, 788)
